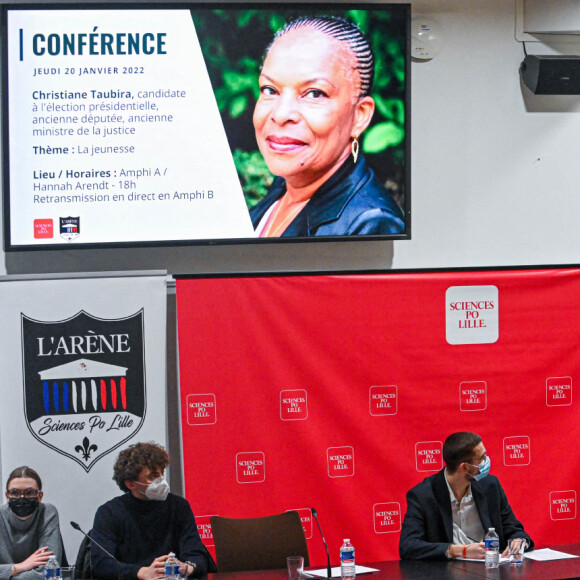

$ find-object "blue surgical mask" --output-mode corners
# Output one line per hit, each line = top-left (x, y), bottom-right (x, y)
(470, 456), (491, 481)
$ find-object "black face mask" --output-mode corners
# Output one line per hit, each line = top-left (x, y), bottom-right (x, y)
(8, 497), (40, 518)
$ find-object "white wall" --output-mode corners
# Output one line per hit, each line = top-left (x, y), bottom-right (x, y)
(397, 0), (580, 269)
(3, 0), (580, 275)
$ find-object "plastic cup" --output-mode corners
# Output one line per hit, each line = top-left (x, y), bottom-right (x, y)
(287, 556), (304, 580)
(509, 538), (527, 566)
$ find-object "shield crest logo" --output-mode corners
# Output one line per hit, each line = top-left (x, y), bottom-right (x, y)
(21, 310), (146, 472)
(60, 216), (80, 241)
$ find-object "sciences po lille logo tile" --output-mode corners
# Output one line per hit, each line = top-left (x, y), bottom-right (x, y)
(369, 385), (398, 416)
(373, 502), (401, 534)
(415, 441), (443, 472)
(546, 376), (572, 406)
(236, 451), (265, 483)
(503, 436), (531, 466)
(280, 389), (308, 420)
(327, 446), (355, 478)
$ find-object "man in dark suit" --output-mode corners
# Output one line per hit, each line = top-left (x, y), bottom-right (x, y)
(399, 432), (533, 560)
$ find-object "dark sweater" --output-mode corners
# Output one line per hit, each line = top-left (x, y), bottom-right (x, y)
(91, 493), (209, 580)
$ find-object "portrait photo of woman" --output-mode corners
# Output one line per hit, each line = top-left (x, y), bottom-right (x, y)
(191, 7), (409, 238)
(251, 16), (405, 237)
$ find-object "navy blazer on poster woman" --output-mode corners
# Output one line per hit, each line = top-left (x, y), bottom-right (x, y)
(399, 469), (534, 560)
(249, 155), (405, 237)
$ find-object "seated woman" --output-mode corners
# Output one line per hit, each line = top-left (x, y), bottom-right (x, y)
(0, 466), (65, 580)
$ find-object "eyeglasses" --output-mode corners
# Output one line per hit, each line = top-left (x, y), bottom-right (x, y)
(6, 488), (41, 499)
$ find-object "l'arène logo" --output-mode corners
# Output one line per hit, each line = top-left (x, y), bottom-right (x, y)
(21, 310), (146, 472)
(60, 216), (80, 242)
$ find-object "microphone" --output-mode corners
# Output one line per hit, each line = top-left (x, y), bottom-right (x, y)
(70, 521), (122, 580)
(310, 508), (331, 580)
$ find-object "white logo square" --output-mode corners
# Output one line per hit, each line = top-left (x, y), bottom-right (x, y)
(446, 286), (499, 345)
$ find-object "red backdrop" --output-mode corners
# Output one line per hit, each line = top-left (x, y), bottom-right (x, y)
(176, 269), (579, 566)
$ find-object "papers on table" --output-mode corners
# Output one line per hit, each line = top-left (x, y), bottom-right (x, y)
(307, 566), (380, 578)
(524, 548), (580, 561)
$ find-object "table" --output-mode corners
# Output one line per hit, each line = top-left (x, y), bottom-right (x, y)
(448, 543), (580, 579)
(209, 560), (465, 580)
(207, 544), (580, 580)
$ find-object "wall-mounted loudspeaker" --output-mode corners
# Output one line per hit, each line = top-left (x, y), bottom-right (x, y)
(520, 55), (580, 95)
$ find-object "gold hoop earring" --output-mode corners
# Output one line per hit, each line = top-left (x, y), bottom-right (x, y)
(351, 137), (359, 164)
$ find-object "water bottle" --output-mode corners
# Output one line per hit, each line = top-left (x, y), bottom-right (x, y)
(164, 553), (180, 580)
(484, 528), (500, 569)
(44, 555), (62, 580)
(340, 539), (356, 580)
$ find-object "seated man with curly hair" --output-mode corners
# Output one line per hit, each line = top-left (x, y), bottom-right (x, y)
(91, 442), (213, 580)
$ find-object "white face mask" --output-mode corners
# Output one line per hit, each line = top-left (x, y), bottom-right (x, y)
(136, 476), (170, 501)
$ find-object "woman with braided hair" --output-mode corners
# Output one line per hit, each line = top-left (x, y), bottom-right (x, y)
(250, 15), (405, 237)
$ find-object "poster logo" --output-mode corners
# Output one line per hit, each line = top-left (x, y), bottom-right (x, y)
(327, 446), (355, 478)
(546, 377), (572, 406)
(60, 216), (80, 241)
(196, 515), (215, 546)
(459, 381), (487, 411)
(374, 502), (401, 533)
(34, 219), (53, 239)
(187, 394), (216, 425)
(280, 389), (308, 421)
(21, 310), (146, 472)
(369, 385), (398, 416)
(503, 436), (531, 466)
(550, 491), (576, 520)
(287, 508), (313, 539)
(446, 286), (499, 345)
(415, 441), (443, 472)
(236, 451), (265, 484)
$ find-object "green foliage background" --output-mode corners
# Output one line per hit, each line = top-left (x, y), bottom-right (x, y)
(190, 7), (407, 210)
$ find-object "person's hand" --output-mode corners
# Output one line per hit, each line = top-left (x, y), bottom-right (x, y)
(465, 542), (485, 559)
(137, 556), (169, 580)
(177, 560), (194, 578)
(502, 538), (527, 558)
(17, 547), (53, 572)
(448, 542), (485, 560)
(451, 543), (485, 559)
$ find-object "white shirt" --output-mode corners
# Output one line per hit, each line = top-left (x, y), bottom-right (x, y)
(444, 469), (485, 545)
